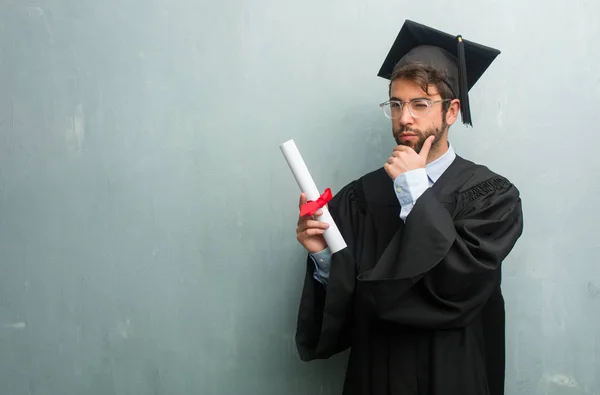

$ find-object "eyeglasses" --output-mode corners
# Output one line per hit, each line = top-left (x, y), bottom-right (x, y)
(379, 99), (450, 119)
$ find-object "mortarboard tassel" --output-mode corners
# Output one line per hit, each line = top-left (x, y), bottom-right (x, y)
(456, 36), (472, 127)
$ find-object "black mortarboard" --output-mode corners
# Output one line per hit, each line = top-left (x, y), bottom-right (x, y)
(377, 20), (501, 126)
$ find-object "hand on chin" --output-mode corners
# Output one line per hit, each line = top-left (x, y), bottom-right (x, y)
(384, 135), (434, 180)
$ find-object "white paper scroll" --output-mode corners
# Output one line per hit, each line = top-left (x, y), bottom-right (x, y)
(280, 139), (347, 253)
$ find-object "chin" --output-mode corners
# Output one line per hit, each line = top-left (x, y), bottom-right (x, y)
(395, 139), (417, 149)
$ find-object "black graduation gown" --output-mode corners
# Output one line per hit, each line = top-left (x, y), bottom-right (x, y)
(295, 155), (524, 395)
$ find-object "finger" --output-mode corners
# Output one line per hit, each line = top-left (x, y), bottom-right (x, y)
(383, 162), (393, 175)
(303, 228), (326, 237)
(296, 222), (308, 233)
(307, 219), (329, 229)
(297, 218), (329, 231)
(313, 210), (323, 217)
(419, 136), (435, 159)
(297, 227), (326, 240)
(297, 212), (311, 226)
(297, 213), (307, 225)
(297, 209), (324, 226)
(393, 145), (412, 152)
(298, 220), (329, 232)
(298, 193), (306, 208)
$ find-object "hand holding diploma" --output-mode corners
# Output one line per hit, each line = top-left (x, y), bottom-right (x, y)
(296, 193), (329, 254)
(280, 139), (347, 253)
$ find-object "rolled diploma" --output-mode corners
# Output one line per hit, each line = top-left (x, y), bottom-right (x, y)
(280, 139), (347, 253)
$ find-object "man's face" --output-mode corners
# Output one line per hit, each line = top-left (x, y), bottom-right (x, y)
(389, 78), (450, 153)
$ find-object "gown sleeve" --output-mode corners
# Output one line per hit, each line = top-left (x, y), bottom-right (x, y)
(356, 176), (524, 329)
(295, 181), (364, 361)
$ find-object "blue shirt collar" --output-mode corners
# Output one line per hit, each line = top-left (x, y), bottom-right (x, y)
(426, 142), (456, 183)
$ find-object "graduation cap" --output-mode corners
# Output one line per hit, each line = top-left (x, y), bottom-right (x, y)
(377, 20), (501, 126)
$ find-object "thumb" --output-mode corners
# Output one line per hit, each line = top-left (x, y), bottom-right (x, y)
(419, 136), (435, 159)
(298, 193), (306, 209)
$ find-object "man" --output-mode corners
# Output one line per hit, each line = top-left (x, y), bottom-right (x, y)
(293, 20), (524, 395)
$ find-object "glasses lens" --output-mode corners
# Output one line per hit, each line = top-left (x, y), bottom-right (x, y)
(382, 102), (402, 118)
(409, 100), (430, 118)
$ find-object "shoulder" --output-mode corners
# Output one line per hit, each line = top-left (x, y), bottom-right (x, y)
(451, 156), (521, 211)
(452, 156), (518, 192)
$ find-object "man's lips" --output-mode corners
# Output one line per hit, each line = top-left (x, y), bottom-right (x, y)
(399, 133), (417, 140)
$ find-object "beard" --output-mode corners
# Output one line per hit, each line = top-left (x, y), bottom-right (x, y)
(393, 119), (447, 153)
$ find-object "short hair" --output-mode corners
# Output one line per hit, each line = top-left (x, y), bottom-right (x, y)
(389, 61), (456, 113)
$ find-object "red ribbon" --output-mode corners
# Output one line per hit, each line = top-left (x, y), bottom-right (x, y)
(300, 188), (333, 217)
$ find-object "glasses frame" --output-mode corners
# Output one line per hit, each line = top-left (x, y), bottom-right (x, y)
(379, 98), (451, 119)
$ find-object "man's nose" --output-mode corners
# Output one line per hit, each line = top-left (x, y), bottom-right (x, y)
(398, 104), (414, 126)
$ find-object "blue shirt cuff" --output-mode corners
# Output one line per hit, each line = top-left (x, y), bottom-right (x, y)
(394, 168), (430, 221)
(310, 247), (332, 285)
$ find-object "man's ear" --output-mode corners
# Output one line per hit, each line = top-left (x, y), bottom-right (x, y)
(445, 99), (461, 126)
